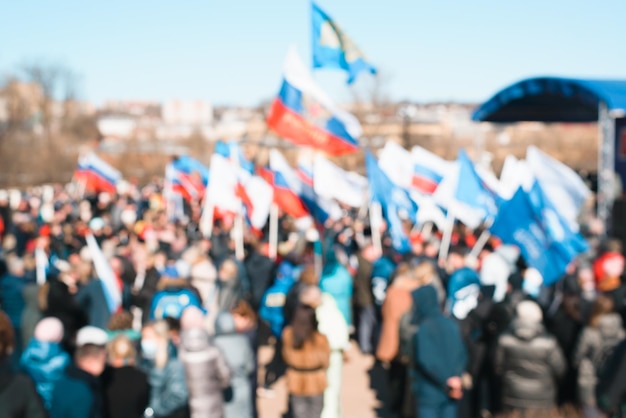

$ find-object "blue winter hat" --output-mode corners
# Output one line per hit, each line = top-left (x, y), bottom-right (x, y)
(163, 265), (180, 279)
(277, 262), (294, 280)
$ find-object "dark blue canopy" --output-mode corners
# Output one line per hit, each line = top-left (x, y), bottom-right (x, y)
(472, 77), (626, 123)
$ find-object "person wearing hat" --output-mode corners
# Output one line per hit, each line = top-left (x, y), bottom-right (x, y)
(494, 300), (566, 416)
(0, 310), (47, 418)
(20, 317), (70, 411)
(50, 326), (108, 418)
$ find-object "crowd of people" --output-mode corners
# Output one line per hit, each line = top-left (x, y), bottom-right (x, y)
(1, 180), (626, 418)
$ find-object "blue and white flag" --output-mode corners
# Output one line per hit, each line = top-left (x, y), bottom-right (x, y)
(366, 152), (417, 253)
(311, 2), (377, 84)
(86, 233), (122, 313)
(455, 149), (498, 220)
(490, 187), (571, 285)
(527, 181), (589, 261)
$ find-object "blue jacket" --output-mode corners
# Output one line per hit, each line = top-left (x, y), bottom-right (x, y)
(446, 267), (481, 320)
(320, 259), (353, 326)
(75, 280), (112, 330)
(50, 364), (104, 418)
(412, 285), (467, 407)
(0, 273), (26, 329)
(149, 288), (204, 321)
(371, 257), (395, 307)
(259, 262), (298, 338)
(20, 340), (70, 410)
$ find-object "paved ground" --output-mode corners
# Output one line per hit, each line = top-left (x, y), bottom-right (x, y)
(257, 342), (381, 418)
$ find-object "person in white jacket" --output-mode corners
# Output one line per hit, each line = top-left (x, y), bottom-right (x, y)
(300, 285), (350, 418)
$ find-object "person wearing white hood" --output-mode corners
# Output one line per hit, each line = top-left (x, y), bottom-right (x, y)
(479, 245), (520, 303)
(299, 285), (350, 418)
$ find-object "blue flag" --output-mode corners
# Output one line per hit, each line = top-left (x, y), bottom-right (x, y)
(490, 187), (571, 285)
(527, 181), (589, 261)
(366, 152), (416, 253)
(214, 140), (255, 174)
(311, 2), (377, 84)
(454, 149), (497, 220)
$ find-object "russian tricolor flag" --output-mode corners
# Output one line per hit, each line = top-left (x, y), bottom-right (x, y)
(74, 153), (121, 194)
(267, 48), (361, 156)
(167, 156), (210, 202)
(412, 165), (444, 195)
(411, 146), (451, 195)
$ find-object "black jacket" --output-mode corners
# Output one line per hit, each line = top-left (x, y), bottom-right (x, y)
(0, 360), (46, 418)
(102, 365), (150, 418)
(244, 250), (276, 311)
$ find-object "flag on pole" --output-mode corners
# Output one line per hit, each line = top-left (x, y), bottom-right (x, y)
(166, 156), (210, 202)
(366, 152), (417, 253)
(74, 153), (121, 194)
(86, 233), (122, 313)
(490, 187), (574, 285)
(526, 146), (591, 231)
(215, 140), (254, 174)
(311, 2), (377, 84)
(313, 153), (367, 208)
(267, 47), (361, 155)
(454, 149), (498, 220)
(527, 181), (589, 261)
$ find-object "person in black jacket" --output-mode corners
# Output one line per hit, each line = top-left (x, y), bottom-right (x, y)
(243, 240), (276, 311)
(103, 334), (150, 418)
(0, 310), (47, 418)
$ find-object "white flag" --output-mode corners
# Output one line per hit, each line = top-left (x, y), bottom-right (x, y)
(313, 154), (367, 208)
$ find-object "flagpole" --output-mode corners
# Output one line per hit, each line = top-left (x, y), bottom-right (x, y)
(469, 217), (494, 259)
(269, 203), (279, 260)
(370, 202), (383, 255)
(230, 142), (246, 261)
(420, 221), (434, 241)
(199, 195), (215, 239)
(438, 209), (454, 265)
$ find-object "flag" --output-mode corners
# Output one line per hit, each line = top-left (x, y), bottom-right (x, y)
(74, 153), (121, 194)
(259, 168), (310, 219)
(498, 155), (534, 200)
(455, 149), (498, 220)
(311, 2), (377, 84)
(490, 188), (571, 285)
(267, 47), (361, 155)
(86, 233), (122, 313)
(378, 141), (415, 191)
(411, 146), (451, 195)
(239, 175), (273, 231)
(528, 181), (589, 261)
(526, 146), (591, 231)
(167, 156), (209, 202)
(297, 154), (342, 223)
(35, 247), (49, 286)
(366, 152), (417, 253)
(215, 140), (255, 174)
(313, 153), (367, 208)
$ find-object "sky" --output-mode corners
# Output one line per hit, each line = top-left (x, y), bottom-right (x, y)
(1, 0), (625, 107)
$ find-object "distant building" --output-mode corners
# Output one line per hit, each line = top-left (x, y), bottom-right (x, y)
(162, 100), (213, 126)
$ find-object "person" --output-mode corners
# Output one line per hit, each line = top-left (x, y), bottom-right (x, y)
(319, 247), (353, 328)
(300, 285), (350, 418)
(50, 325), (109, 418)
(0, 310), (47, 418)
(0, 256), (29, 363)
(179, 307), (231, 418)
(20, 317), (71, 411)
(411, 285), (467, 418)
(353, 242), (377, 355)
(573, 295), (625, 418)
(282, 304), (331, 418)
(376, 269), (422, 418)
(495, 300), (567, 416)
(140, 319), (189, 418)
(213, 311), (255, 418)
(102, 334), (150, 418)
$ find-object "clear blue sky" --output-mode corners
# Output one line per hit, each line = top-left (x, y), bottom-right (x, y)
(1, 0), (625, 107)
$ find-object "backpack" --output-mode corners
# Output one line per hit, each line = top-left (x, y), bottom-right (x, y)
(398, 307), (418, 364)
